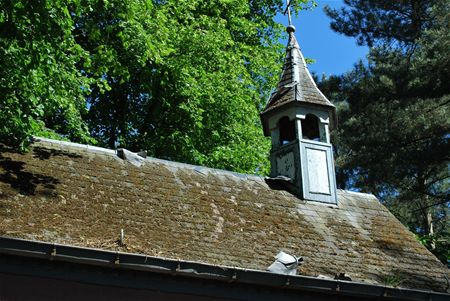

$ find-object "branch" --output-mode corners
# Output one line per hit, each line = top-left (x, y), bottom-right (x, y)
(413, 199), (450, 212)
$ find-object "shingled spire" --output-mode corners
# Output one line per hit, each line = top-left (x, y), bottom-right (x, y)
(260, 24), (338, 204)
(261, 25), (335, 136)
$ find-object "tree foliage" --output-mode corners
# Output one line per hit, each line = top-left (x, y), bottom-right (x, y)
(1, 0), (311, 173)
(321, 0), (449, 263)
(324, 0), (435, 49)
(0, 0), (95, 148)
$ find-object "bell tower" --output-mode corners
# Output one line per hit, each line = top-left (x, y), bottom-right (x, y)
(260, 24), (337, 204)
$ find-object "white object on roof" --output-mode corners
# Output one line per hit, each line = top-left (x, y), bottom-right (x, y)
(117, 148), (146, 167)
(267, 251), (302, 275)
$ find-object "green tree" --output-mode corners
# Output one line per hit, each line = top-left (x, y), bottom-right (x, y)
(0, 0), (95, 148)
(1, 0), (312, 174)
(320, 0), (449, 263)
(75, 0), (311, 174)
(324, 0), (435, 48)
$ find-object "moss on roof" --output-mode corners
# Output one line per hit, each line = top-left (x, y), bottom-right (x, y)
(0, 138), (448, 292)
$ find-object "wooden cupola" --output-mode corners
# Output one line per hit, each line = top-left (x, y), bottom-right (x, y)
(260, 24), (337, 204)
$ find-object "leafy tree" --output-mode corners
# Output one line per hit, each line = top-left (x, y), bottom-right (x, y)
(320, 0), (449, 263)
(0, 0), (95, 148)
(74, 0), (311, 174)
(1, 0), (312, 173)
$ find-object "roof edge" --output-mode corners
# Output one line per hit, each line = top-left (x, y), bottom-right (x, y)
(1, 236), (448, 299)
(338, 189), (377, 200)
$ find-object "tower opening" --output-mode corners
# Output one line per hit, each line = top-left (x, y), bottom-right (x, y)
(278, 116), (296, 145)
(301, 114), (320, 141)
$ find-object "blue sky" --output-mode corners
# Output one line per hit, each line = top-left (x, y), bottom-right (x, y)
(276, 0), (369, 76)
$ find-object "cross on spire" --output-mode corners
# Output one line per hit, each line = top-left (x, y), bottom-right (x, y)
(284, 0), (292, 26)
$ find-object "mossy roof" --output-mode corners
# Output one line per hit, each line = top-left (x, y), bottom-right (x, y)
(0, 138), (448, 292)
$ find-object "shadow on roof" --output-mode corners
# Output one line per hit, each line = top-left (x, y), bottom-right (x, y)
(32, 146), (82, 160)
(0, 147), (60, 196)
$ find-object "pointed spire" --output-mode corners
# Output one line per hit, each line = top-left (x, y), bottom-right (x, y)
(261, 25), (334, 118)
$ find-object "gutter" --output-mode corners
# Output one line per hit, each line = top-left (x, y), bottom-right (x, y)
(0, 236), (448, 301)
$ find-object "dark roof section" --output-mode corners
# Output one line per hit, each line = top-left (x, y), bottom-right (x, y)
(0, 138), (449, 293)
(261, 25), (334, 116)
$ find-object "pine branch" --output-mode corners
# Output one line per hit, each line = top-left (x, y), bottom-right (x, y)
(413, 199), (450, 212)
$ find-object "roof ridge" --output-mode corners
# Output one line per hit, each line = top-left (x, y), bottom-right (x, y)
(32, 137), (376, 200)
(339, 189), (376, 198)
(32, 136), (265, 181)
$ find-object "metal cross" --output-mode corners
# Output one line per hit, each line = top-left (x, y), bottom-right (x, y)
(284, 0), (293, 26)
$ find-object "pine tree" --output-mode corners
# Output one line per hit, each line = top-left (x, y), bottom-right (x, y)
(320, 0), (449, 263)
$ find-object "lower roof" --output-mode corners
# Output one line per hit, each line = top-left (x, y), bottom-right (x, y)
(0, 137), (448, 292)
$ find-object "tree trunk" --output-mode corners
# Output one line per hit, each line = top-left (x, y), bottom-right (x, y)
(426, 204), (436, 250)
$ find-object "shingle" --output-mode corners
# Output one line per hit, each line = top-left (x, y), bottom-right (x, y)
(261, 29), (334, 116)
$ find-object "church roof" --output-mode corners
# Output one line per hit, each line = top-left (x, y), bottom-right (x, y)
(261, 25), (334, 116)
(0, 137), (448, 293)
